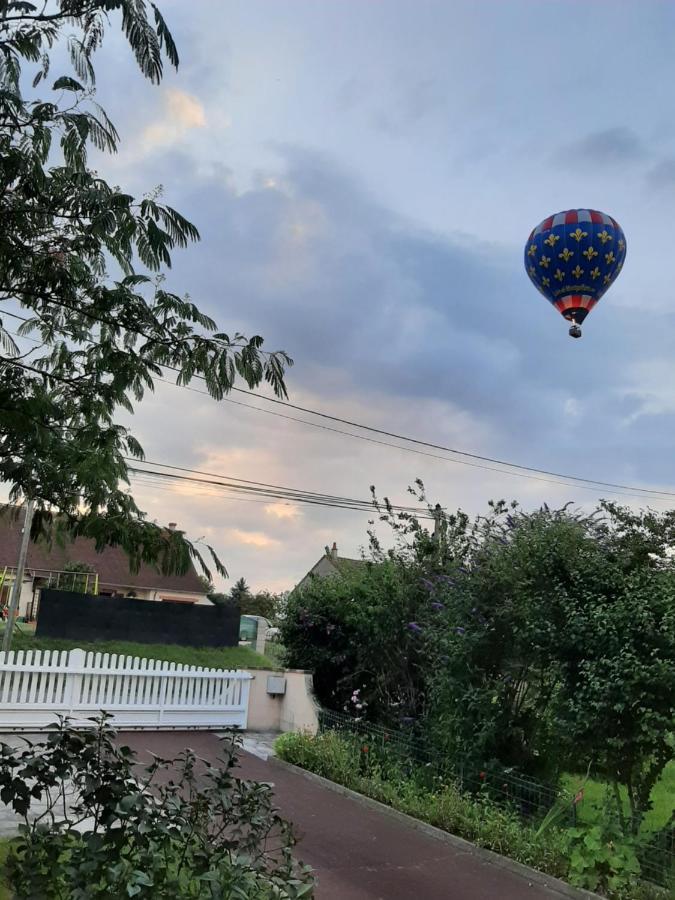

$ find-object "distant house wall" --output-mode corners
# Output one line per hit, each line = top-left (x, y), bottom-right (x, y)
(98, 586), (208, 605)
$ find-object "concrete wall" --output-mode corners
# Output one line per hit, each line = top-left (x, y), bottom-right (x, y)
(247, 668), (320, 734)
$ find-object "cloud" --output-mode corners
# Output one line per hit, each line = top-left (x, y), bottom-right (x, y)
(100, 143), (675, 593)
(141, 88), (208, 150)
(372, 79), (445, 136)
(265, 503), (302, 520)
(646, 158), (675, 188)
(553, 127), (646, 168)
(228, 529), (280, 549)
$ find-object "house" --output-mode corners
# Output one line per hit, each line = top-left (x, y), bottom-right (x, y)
(0, 513), (209, 619)
(295, 542), (368, 592)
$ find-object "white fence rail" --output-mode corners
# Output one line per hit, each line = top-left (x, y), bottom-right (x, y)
(0, 649), (252, 731)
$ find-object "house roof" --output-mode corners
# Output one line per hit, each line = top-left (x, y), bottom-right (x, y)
(327, 556), (369, 577)
(0, 511), (205, 594)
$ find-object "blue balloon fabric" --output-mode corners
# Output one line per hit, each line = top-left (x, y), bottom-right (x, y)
(524, 209), (626, 330)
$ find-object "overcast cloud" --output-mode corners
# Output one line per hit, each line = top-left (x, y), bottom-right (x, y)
(22, 0), (675, 591)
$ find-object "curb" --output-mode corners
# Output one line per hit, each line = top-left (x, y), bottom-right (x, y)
(271, 757), (603, 900)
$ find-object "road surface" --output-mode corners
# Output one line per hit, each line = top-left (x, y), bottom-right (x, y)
(118, 731), (574, 900)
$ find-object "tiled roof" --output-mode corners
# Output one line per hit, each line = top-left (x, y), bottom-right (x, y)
(0, 510), (205, 594)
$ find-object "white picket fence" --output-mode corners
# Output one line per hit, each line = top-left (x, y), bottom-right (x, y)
(0, 649), (252, 731)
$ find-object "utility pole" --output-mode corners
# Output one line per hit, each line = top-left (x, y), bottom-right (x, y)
(2, 499), (35, 652)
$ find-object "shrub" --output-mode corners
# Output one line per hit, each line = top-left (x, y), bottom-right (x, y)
(0, 716), (314, 899)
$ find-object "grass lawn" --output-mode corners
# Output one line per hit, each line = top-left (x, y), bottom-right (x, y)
(1, 629), (275, 670)
(561, 761), (675, 834)
(0, 841), (10, 900)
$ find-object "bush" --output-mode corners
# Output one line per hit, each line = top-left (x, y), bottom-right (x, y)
(281, 560), (427, 724)
(0, 716), (314, 899)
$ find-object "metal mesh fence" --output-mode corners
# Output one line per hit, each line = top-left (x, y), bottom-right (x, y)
(318, 709), (674, 889)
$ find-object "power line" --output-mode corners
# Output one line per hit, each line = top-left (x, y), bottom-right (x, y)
(127, 464), (435, 518)
(152, 378), (675, 505)
(4, 307), (675, 502)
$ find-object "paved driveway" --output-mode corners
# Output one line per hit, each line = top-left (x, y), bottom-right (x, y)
(118, 731), (575, 900)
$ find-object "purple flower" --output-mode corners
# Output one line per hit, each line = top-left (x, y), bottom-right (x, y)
(455, 626), (466, 636)
(440, 655), (450, 664)
(431, 602), (445, 611)
(421, 578), (435, 591)
(400, 716), (415, 725)
(506, 515), (516, 529)
(407, 622), (422, 633)
(437, 575), (456, 586)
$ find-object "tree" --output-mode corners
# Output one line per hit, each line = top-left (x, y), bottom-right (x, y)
(0, 1), (292, 579)
(229, 577), (251, 607)
(281, 485), (675, 829)
(197, 574), (215, 595)
(240, 590), (281, 620)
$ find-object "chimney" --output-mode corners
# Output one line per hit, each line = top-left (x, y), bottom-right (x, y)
(331, 542), (338, 561)
(168, 522), (177, 531)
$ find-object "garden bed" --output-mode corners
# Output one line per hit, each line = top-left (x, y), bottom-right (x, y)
(275, 730), (669, 900)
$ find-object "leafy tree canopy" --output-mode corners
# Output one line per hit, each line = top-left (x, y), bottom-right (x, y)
(0, 1), (292, 578)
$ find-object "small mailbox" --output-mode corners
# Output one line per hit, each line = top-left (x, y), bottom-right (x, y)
(266, 675), (286, 696)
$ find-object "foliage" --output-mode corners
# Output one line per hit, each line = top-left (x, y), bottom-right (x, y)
(207, 591), (238, 610)
(0, 715), (314, 899)
(6, 631), (275, 669)
(240, 591), (282, 621)
(566, 824), (640, 894)
(230, 578), (251, 606)
(0, 1), (292, 579)
(282, 488), (675, 826)
(197, 575), (215, 595)
(62, 560), (96, 593)
(276, 730), (664, 899)
(281, 559), (426, 723)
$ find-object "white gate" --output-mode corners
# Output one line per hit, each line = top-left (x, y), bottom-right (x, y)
(0, 649), (252, 731)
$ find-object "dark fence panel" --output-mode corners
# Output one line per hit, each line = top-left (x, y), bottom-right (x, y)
(36, 590), (240, 648)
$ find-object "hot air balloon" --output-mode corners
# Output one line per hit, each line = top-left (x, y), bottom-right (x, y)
(524, 209), (626, 338)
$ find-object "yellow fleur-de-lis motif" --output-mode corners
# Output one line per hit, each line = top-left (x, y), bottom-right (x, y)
(590, 267), (601, 280)
(569, 227), (588, 243)
(543, 233), (560, 247)
(582, 245), (598, 261)
(559, 247), (574, 262)
(554, 268), (565, 282)
(528, 265), (536, 277)
(528, 244), (537, 257)
(603, 273), (612, 285)
(618, 238), (625, 252)
(597, 230), (612, 245)
(539, 255), (551, 268)
(605, 251), (615, 265)
(571, 264), (584, 279)
(541, 276), (550, 287)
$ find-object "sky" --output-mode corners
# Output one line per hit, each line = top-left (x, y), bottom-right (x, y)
(52, 0), (675, 591)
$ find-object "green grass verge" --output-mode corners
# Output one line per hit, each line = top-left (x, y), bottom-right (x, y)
(561, 762), (675, 835)
(0, 840), (11, 900)
(3, 631), (275, 670)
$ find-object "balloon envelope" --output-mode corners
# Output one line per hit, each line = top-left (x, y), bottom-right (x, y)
(524, 209), (626, 329)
